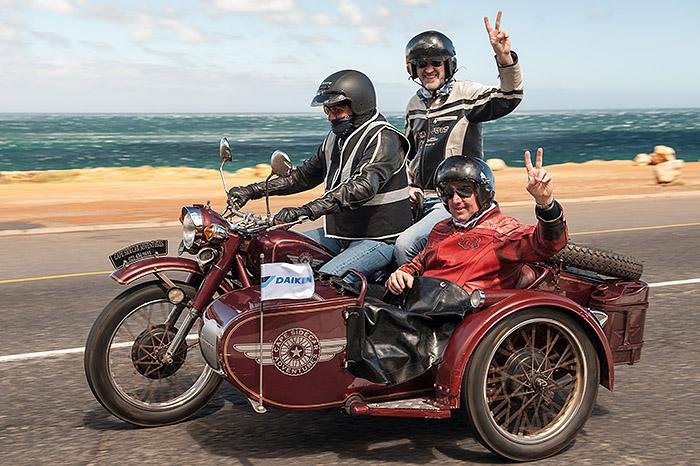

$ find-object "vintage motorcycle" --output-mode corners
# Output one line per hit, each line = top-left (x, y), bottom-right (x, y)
(85, 139), (647, 461)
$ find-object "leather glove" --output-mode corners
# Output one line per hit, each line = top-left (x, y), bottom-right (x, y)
(274, 206), (313, 224)
(227, 186), (255, 209)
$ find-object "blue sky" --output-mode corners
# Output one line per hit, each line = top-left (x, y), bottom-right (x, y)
(1, 0), (698, 112)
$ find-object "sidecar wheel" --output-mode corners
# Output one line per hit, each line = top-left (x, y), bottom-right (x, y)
(84, 281), (221, 427)
(464, 309), (599, 461)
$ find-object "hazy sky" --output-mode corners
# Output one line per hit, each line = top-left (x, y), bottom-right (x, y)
(1, 0), (698, 113)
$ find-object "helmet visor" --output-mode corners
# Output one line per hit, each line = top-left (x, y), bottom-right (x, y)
(437, 181), (476, 204)
(310, 92), (349, 107)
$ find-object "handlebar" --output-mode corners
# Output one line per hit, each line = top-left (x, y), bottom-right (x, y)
(225, 208), (310, 236)
(267, 216), (309, 231)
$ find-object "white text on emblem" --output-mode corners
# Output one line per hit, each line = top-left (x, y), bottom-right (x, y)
(271, 328), (321, 376)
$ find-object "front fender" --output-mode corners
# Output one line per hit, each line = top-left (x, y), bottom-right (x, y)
(435, 290), (615, 409)
(110, 256), (235, 294)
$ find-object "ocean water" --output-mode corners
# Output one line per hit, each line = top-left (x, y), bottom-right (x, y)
(0, 109), (698, 172)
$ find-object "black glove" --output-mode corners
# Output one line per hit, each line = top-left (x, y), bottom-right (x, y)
(227, 186), (255, 209)
(274, 206), (313, 224)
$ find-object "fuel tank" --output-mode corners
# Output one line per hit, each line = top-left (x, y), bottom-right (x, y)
(200, 280), (434, 410)
(245, 229), (333, 277)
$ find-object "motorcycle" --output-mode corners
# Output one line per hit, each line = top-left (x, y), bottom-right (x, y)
(85, 138), (648, 461)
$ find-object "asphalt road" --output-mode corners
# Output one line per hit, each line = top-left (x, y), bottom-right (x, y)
(1, 196), (699, 465)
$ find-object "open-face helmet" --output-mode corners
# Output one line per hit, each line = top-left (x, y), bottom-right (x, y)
(310, 69), (376, 115)
(434, 156), (495, 212)
(405, 30), (457, 80)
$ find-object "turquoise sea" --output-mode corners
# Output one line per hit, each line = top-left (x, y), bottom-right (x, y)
(1, 109), (698, 172)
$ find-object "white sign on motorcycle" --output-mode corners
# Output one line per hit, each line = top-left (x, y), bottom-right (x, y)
(260, 262), (315, 301)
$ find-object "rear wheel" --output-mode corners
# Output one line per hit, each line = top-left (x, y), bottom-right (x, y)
(464, 309), (599, 461)
(84, 281), (221, 427)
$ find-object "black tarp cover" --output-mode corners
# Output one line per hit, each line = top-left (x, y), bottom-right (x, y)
(345, 277), (474, 385)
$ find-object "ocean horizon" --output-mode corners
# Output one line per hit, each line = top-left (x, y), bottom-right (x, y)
(1, 109), (698, 172)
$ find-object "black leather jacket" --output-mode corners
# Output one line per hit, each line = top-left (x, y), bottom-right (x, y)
(248, 112), (413, 240)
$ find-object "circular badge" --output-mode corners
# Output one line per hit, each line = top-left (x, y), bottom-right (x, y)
(271, 327), (321, 376)
(297, 252), (313, 264)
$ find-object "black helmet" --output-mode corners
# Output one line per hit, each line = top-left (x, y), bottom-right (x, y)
(310, 69), (376, 115)
(405, 30), (458, 80)
(434, 156), (495, 211)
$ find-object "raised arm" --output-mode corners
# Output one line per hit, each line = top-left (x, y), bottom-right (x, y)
(484, 10), (514, 66)
(524, 147), (555, 207)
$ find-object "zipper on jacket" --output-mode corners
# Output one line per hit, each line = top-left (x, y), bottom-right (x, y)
(419, 104), (433, 188)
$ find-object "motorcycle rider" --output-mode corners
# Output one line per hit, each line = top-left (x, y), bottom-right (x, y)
(227, 69), (413, 278)
(395, 11), (524, 265)
(386, 148), (567, 294)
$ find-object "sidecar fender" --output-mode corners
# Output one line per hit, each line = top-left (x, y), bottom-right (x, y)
(434, 290), (615, 409)
(110, 257), (235, 294)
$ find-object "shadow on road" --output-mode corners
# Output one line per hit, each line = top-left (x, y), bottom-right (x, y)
(180, 386), (500, 464)
(80, 389), (227, 431)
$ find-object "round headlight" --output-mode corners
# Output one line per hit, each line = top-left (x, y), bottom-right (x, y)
(181, 207), (203, 249)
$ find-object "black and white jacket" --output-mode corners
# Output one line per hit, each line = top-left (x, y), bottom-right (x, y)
(264, 111), (413, 240)
(405, 52), (523, 190)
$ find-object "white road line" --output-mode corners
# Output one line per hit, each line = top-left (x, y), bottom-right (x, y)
(1, 278), (698, 364)
(0, 342), (129, 362)
(0, 336), (198, 363)
(648, 277), (700, 288)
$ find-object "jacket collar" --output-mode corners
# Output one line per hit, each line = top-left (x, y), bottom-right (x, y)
(451, 202), (498, 229)
(417, 77), (455, 102)
(337, 110), (381, 153)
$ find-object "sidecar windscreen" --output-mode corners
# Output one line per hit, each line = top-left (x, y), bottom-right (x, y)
(345, 277), (473, 385)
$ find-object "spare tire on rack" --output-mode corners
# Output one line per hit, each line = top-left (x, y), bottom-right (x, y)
(548, 243), (643, 281)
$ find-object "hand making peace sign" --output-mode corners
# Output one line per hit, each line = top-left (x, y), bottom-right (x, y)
(484, 10), (513, 65)
(524, 147), (555, 207)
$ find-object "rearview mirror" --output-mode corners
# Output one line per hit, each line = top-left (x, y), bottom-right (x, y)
(219, 137), (232, 163)
(270, 150), (293, 177)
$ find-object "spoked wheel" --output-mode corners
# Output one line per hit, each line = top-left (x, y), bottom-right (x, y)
(464, 309), (599, 461)
(84, 281), (221, 427)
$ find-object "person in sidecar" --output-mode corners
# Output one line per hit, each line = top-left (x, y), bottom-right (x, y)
(227, 69), (413, 278)
(386, 148), (567, 295)
(395, 11), (524, 265)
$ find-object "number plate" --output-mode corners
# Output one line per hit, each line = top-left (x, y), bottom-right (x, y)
(109, 239), (168, 269)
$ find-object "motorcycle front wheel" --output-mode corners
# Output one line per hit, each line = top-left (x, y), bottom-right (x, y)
(84, 280), (222, 427)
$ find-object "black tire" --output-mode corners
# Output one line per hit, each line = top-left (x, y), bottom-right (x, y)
(464, 309), (599, 461)
(549, 242), (643, 280)
(84, 281), (221, 427)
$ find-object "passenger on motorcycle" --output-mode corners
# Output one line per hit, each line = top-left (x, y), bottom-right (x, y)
(227, 69), (413, 278)
(395, 11), (524, 265)
(386, 148), (567, 295)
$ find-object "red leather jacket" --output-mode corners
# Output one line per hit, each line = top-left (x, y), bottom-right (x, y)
(398, 202), (568, 293)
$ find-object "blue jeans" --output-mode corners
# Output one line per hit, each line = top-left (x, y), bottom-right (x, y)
(394, 198), (451, 265)
(303, 227), (395, 278)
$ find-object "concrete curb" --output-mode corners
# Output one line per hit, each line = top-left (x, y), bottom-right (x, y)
(2, 190), (699, 237)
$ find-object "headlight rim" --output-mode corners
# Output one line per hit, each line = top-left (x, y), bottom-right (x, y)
(181, 206), (204, 249)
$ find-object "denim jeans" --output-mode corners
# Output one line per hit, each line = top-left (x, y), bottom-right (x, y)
(302, 227), (395, 278)
(394, 197), (451, 265)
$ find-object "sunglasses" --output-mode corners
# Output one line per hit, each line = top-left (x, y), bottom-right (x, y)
(416, 59), (444, 68)
(323, 105), (349, 116)
(438, 184), (475, 200)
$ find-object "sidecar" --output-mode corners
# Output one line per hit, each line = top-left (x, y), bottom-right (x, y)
(199, 260), (648, 461)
